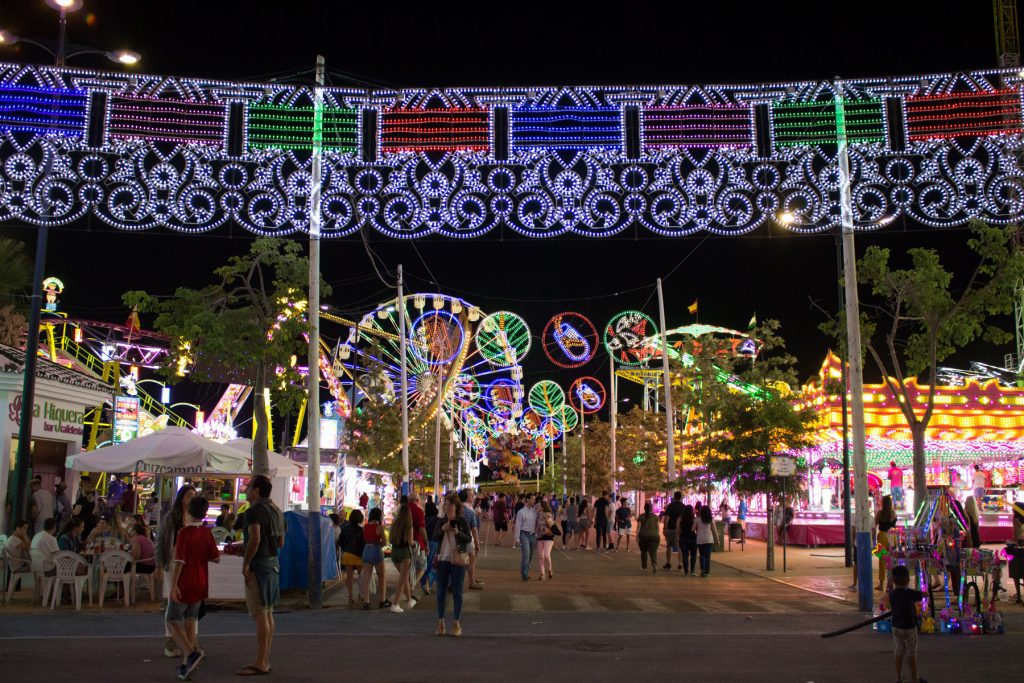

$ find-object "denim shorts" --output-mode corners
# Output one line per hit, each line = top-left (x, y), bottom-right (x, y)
(165, 599), (200, 622)
(362, 543), (384, 564)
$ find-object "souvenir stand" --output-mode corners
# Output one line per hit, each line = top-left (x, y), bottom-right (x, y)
(879, 487), (1006, 636)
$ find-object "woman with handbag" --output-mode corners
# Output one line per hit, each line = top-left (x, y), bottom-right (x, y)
(535, 499), (558, 580)
(433, 494), (472, 636)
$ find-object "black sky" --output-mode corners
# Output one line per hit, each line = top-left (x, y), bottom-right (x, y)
(0, 1), (1013, 409)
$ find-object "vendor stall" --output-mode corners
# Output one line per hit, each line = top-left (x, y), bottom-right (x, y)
(66, 427), (299, 599)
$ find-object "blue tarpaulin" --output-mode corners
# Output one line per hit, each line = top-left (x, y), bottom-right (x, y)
(279, 510), (338, 589)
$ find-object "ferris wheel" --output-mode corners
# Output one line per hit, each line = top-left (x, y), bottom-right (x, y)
(326, 293), (530, 460)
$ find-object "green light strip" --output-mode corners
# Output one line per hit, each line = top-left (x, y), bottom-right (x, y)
(773, 99), (885, 146)
(248, 104), (359, 151)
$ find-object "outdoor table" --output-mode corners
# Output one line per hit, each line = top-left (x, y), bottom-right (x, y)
(208, 546), (244, 600)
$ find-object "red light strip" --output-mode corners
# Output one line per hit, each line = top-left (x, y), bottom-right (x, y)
(381, 109), (490, 152)
(905, 89), (1023, 140)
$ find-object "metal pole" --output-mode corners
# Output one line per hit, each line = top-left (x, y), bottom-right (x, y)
(609, 361), (617, 497)
(580, 411), (586, 497)
(782, 475), (787, 573)
(447, 434), (454, 494)
(433, 364), (444, 499)
(836, 80), (873, 612)
(656, 278), (676, 481)
(12, 23), (67, 531)
(836, 235), (853, 568)
(56, 10), (67, 67)
(305, 54), (326, 609)
(561, 425), (567, 497)
(398, 265), (409, 496)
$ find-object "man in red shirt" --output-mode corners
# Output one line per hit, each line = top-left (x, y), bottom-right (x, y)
(888, 461), (905, 510)
(409, 492), (429, 588)
(167, 496), (220, 680)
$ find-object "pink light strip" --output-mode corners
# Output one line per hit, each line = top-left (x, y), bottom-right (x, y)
(108, 95), (227, 144)
(644, 105), (753, 148)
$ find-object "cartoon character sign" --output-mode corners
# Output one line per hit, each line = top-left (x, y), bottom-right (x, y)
(42, 277), (64, 311)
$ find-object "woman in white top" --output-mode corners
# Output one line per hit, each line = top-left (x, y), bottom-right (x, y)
(693, 505), (719, 578)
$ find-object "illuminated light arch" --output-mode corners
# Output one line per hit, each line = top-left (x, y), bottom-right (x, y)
(0, 65), (1023, 237)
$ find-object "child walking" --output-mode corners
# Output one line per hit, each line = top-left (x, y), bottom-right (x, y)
(888, 564), (927, 683)
(167, 496), (220, 680)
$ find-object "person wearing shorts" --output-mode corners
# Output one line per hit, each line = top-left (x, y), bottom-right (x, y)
(240, 475), (285, 677)
(167, 496), (219, 681)
(563, 496), (578, 550)
(888, 565), (926, 683)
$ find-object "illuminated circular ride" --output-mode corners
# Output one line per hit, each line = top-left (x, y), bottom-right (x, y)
(327, 293), (529, 464)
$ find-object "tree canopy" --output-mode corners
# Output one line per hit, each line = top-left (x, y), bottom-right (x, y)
(124, 238), (327, 475)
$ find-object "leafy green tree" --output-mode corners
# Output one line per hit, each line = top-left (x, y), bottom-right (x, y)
(0, 238), (31, 346)
(821, 222), (1024, 509)
(558, 419), (611, 496)
(706, 320), (817, 498)
(0, 238), (32, 305)
(615, 407), (667, 493)
(124, 238), (327, 475)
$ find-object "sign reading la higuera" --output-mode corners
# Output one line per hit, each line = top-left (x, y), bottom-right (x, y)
(6, 394), (85, 436)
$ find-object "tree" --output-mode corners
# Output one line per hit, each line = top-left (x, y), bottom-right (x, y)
(0, 238), (31, 347)
(0, 237), (32, 305)
(705, 320), (818, 499)
(558, 419), (611, 496)
(614, 408), (667, 493)
(124, 238), (327, 475)
(821, 221), (1024, 509)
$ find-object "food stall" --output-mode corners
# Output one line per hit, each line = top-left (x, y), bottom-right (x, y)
(66, 426), (300, 599)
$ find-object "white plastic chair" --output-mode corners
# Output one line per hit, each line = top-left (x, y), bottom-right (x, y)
(2, 543), (32, 604)
(50, 551), (92, 610)
(97, 550), (132, 607)
(29, 547), (56, 607)
(210, 527), (230, 543)
(131, 558), (160, 602)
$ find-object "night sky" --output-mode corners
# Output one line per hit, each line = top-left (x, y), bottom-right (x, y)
(0, 1), (1012, 414)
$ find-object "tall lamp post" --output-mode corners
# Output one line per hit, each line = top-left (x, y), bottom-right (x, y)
(3, 0), (139, 528)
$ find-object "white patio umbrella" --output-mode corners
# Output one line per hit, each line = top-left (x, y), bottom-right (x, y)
(66, 426), (254, 475)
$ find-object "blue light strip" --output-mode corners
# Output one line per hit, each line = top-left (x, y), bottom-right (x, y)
(510, 106), (621, 151)
(0, 84), (86, 136)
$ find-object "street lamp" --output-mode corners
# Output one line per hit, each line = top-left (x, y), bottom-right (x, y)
(0, 30), (140, 66)
(6, 0), (140, 529)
